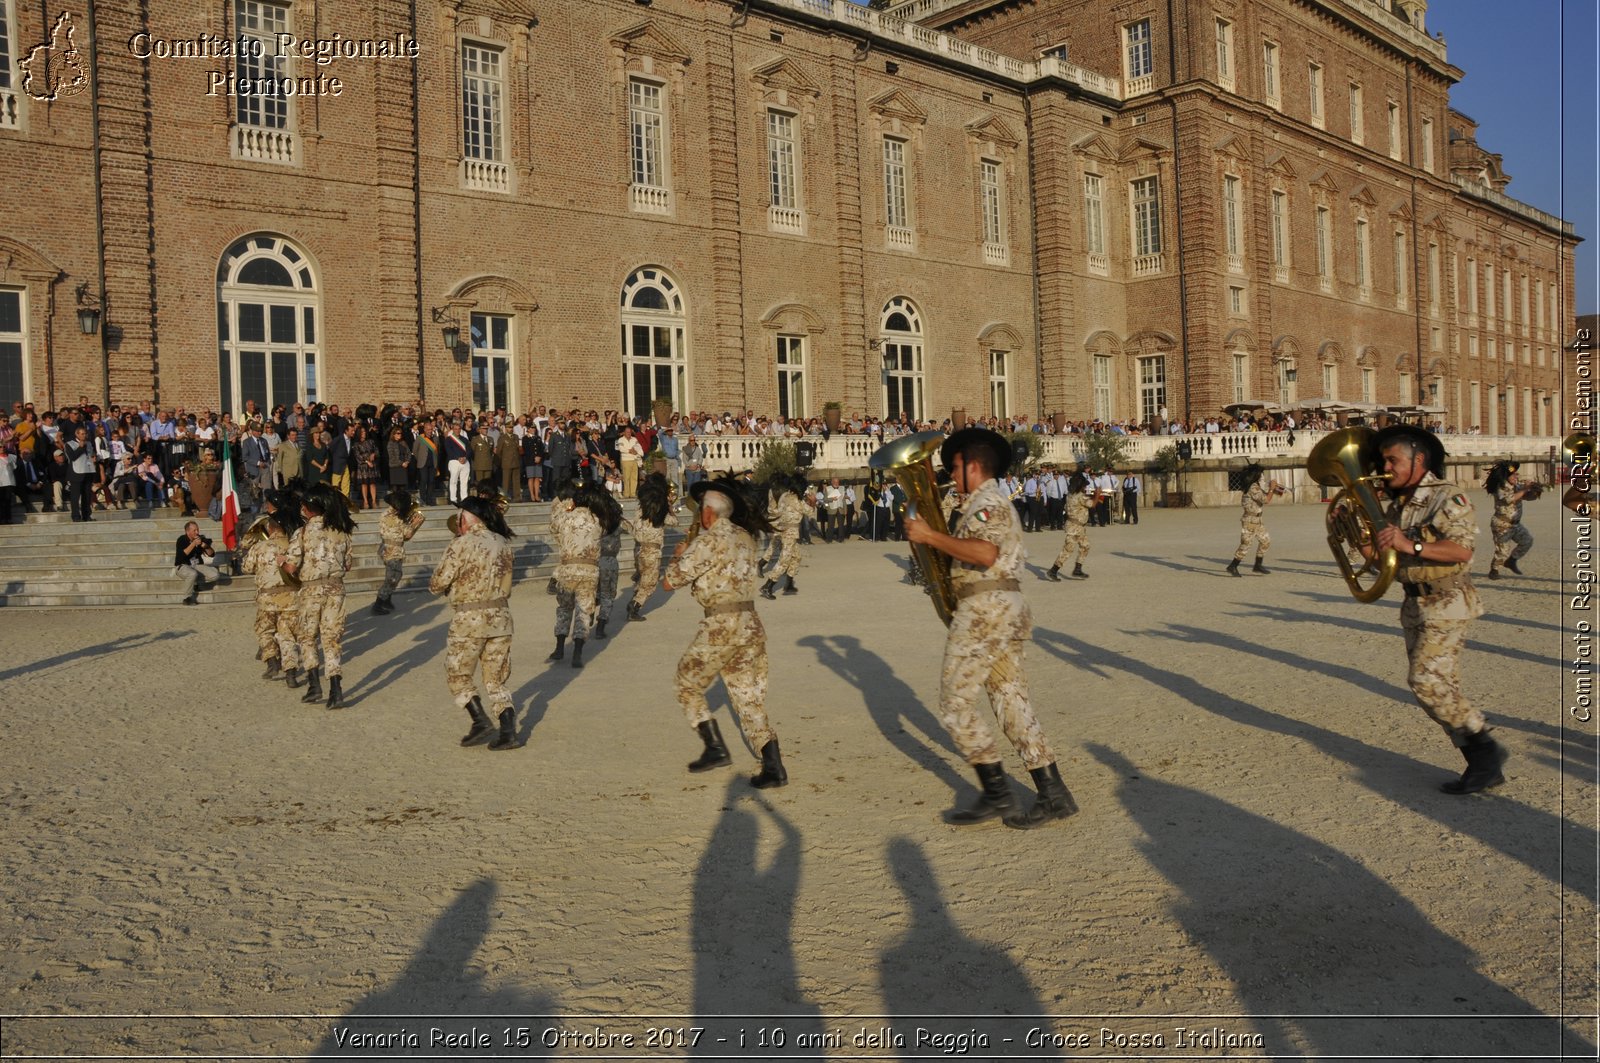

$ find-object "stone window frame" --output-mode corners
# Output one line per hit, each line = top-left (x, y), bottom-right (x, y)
(0, 0), (20, 130)
(608, 21), (692, 217)
(868, 90), (927, 253)
(760, 302), (826, 420)
(229, 0), (298, 165)
(966, 115), (1020, 267)
(751, 58), (821, 235)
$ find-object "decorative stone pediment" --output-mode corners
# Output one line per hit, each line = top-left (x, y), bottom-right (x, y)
(751, 57), (820, 100)
(1118, 136), (1168, 163)
(447, 0), (538, 36)
(1307, 167), (1340, 193)
(1347, 183), (1377, 208)
(1213, 133), (1250, 163)
(1318, 340), (1346, 363)
(978, 322), (1024, 349)
(760, 302), (827, 335)
(444, 274), (540, 316)
(1356, 345), (1379, 367)
(1071, 134), (1118, 164)
(868, 89), (927, 140)
(1223, 327), (1258, 352)
(608, 20), (691, 90)
(0, 235), (62, 283)
(1388, 200), (1412, 221)
(1264, 151), (1297, 179)
(966, 115), (1020, 151)
(1271, 334), (1302, 360)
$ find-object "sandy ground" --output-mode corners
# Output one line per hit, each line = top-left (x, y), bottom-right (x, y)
(0, 499), (1594, 1061)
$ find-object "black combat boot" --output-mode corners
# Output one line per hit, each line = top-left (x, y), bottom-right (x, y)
(688, 720), (732, 772)
(1226, 558), (1242, 577)
(1004, 764), (1079, 830)
(628, 601), (645, 622)
(782, 576), (798, 595)
(460, 696), (493, 746)
(1441, 730), (1510, 795)
(1253, 557), (1270, 574)
(1505, 556), (1523, 575)
(546, 576), (558, 596)
(571, 638), (585, 668)
(487, 708), (519, 751)
(325, 676), (345, 710)
(263, 659), (282, 681)
(751, 740), (788, 789)
(946, 762), (1018, 825)
(1046, 565), (1061, 582)
(594, 619), (608, 639)
(1071, 563), (1088, 579)
(300, 667), (323, 704)
(760, 579), (778, 601)
(283, 666), (302, 688)
(371, 596), (388, 615)
(1487, 566), (1501, 580)
(546, 635), (565, 662)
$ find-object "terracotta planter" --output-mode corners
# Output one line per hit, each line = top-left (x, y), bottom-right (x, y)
(651, 457), (668, 476)
(187, 470), (218, 513)
(951, 408), (968, 430)
(823, 406), (842, 432)
(1052, 412), (1067, 433)
(652, 400), (673, 427)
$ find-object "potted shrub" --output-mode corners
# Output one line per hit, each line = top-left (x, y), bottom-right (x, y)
(643, 445), (668, 477)
(822, 401), (843, 433)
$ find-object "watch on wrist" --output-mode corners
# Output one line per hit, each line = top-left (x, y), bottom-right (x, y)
(1412, 540), (1424, 556)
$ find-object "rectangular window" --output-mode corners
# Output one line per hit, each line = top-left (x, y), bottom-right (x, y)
(629, 78), (667, 191)
(1431, 325), (1442, 350)
(1488, 337), (1497, 360)
(776, 334), (806, 419)
(1469, 334), (1479, 358)
(1354, 218), (1369, 293)
(0, 0), (10, 91)
(1228, 285), (1245, 315)
(980, 158), (1004, 248)
(1232, 352), (1248, 405)
(1262, 40), (1280, 107)
(1483, 264), (1495, 320)
(1466, 258), (1478, 314)
(236, 1), (290, 130)
(1502, 271), (1513, 330)
(1322, 363), (1336, 401)
(989, 350), (1010, 419)
(1348, 82), (1363, 144)
(1362, 367), (1374, 403)
(1420, 117), (1434, 172)
(1138, 355), (1166, 424)
(1391, 230), (1405, 305)
(1125, 20), (1153, 84)
(1519, 274), (1530, 335)
(1427, 243), (1440, 312)
(1083, 173), (1105, 256)
(1308, 63), (1324, 127)
(1270, 190), (1288, 274)
(1093, 355), (1113, 421)
(1398, 372), (1412, 406)
(1215, 19), (1233, 88)
(883, 136), (910, 231)
(461, 41), (505, 169)
(1041, 43), (1068, 62)
(1131, 176), (1162, 259)
(1315, 207), (1331, 287)
(1387, 101), (1401, 159)
(1470, 381), (1480, 427)
(469, 313), (513, 412)
(0, 288), (25, 413)
(1222, 174), (1242, 264)
(768, 110), (799, 211)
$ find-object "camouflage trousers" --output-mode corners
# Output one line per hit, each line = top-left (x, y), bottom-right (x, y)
(554, 564), (597, 640)
(254, 594), (300, 668)
(596, 558), (620, 625)
(770, 530), (802, 580)
(1233, 518), (1270, 562)
(1053, 525), (1090, 568)
(1491, 519), (1532, 566)
(378, 557), (404, 602)
(940, 635), (1055, 770)
(675, 611), (774, 751)
(630, 544), (664, 611)
(296, 581), (347, 677)
(445, 633), (512, 712)
(1400, 604), (1484, 743)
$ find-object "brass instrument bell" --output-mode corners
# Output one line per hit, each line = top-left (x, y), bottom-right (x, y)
(869, 430), (958, 626)
(1307, 427), (1399, 603)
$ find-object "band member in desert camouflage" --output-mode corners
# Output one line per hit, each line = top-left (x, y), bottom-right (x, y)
(627, 473), (676, 622)
(549, 483), (607, 668)
(1046, 470), (1092, 581)
(903, 427), (1076, 830)
(283, 483), (355, 709)
(761, 473), (805, 600)
(664, 477), (787, 789)
(244, 510), (299, 683)
(374, 489), (424, 615)
(431, 496), (519, 750)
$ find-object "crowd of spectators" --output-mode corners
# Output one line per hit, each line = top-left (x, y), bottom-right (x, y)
(0, 392), (1461, 525)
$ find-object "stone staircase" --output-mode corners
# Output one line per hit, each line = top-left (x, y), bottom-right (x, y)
(0, 500), (646, 608)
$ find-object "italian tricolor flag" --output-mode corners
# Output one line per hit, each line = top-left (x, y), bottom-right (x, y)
(219, 437), (242, 553)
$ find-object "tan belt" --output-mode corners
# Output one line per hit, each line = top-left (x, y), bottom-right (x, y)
(955, 578), (1021, 601)
(1403, 577), (1463, 599)
(456, 597), (509, 612)
(704, 601), (756, 617)
(296, 576), (341, 588)
(561, 558), (599, 568)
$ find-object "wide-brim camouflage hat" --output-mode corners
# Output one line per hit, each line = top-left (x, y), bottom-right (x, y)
(689, 476), (753, 525)
(1373, 424), (1446, 477)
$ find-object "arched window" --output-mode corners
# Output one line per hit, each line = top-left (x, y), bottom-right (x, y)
(620, 267), (687, 417)
(217, 234), (320, 414)
(880, 296), (924, 421)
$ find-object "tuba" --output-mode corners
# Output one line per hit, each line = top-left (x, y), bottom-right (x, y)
(869, 430), (958, 626)
(1308, 427), (1399, 603)
(1563, 432), (1595, 514)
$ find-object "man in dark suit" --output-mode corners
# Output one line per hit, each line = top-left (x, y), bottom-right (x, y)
(328, 423), (356, 500)
(545, 424), (574, 493)
(242, 423), (272, 509)
(64, 425), (98, 522)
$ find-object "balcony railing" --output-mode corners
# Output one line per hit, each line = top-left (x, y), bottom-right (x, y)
(887, 226), (915, 251)
(768, 205), (804, 234)
(631, 184), (672, 215)
(1227, 253), (1244, 274)
(1087, 252), (1109, 276)
(0, 90), (17, 129)
(461, 157), (510, 193)
(1274, 265), (1290, 284)
(1133, 252), (1164, 276)
(983, 242), (1009, 266)
(1126, 74), (1154, 96)
(233, 125), (296, 165)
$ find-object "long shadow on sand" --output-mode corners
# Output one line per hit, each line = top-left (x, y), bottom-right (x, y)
(691, 779), (822, 1058)
(1087, 743), (1592, 1057)
(311, 878), (560, 1057)
(0, 630), (191, 683)
(1031, 626), (1594, 905)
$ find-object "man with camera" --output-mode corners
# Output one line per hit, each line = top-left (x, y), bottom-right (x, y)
(174, 520), (219, 605)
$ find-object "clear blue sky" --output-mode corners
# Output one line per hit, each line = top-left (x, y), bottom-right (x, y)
(1435, 0), (1598, 316)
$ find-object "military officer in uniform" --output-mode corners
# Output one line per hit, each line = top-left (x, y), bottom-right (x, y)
(592, 490), (625, 639)
(374, 489), (424, 614)
(549, 482), (607, 668)
(283, 483), (355, 708)
(1046, 471), (1092, 580)
(903, 427), (1076, 829)
(664, 477), (787, 788)
(1362, 424), (1506, 794)
(243, 510), (299, 682)
(431, 496), (519, 750)
(1484, 459), (1537, 580)
(1226, 464), (1279, 576)
(627, 473), (676, 622)
(760, 473), (805, 600)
